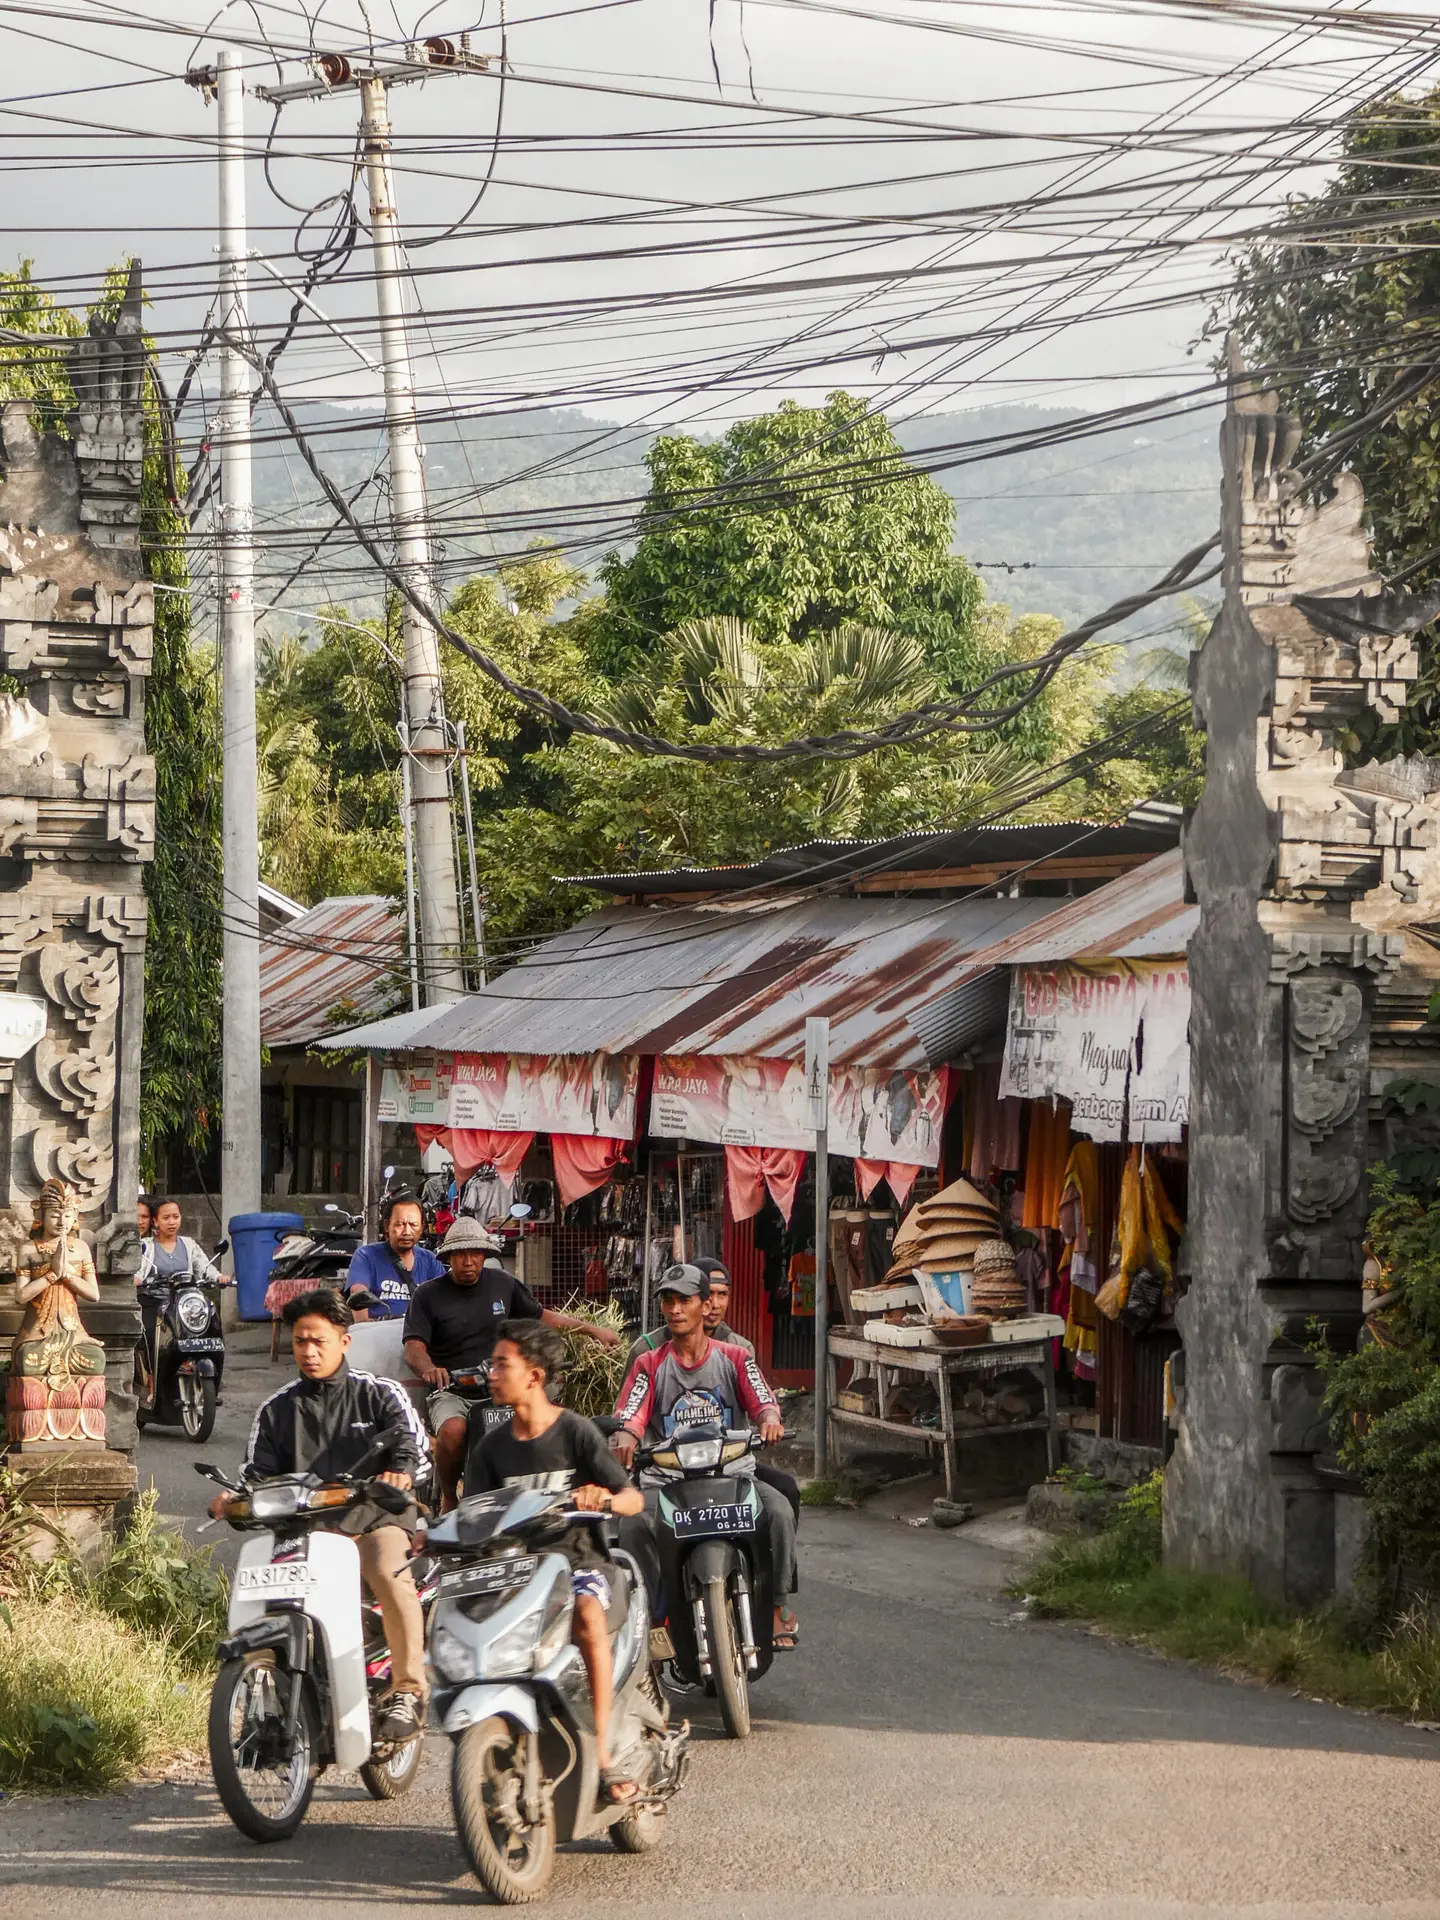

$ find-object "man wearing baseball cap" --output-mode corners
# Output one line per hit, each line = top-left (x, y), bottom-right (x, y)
(403, 1215), (619, 1508)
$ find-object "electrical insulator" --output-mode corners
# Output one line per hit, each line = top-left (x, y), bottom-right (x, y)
(424, 36), (459, 66)
(317, 51), (353, 87)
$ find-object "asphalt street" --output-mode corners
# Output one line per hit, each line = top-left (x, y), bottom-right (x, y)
(1, 1328), (1437, 1918)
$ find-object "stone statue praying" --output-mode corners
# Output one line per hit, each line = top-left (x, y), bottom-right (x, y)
(7, 1179), (107, 1446)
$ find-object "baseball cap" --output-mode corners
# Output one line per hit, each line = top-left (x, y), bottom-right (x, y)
(442, 1216), (503, 1255)
(699, 1258), (731, 1287)
(658, 1261), (711, 1300)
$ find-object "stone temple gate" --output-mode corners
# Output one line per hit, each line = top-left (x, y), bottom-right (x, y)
(0, 264), (152, 1513)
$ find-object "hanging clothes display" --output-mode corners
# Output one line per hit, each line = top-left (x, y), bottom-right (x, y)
(550, 1135), (630, 1211)
(1058, 1139), (1101, 1382)
(854, 1159), (920, 1209)
(450, 1127), (534, 1185)
(725, 1145), (806, 1224)
(1095, 1145), (1184, 1329)
(1021, 1100), (1072, 1235)
(966, 1062), (1023, 1184)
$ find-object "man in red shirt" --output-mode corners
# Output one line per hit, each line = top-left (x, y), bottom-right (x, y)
(612, 1264), (798, 1647)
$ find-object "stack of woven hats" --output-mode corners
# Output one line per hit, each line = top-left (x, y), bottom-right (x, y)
(967, 1238), (1025, 1318)
(886, 1177), (1002, 1279)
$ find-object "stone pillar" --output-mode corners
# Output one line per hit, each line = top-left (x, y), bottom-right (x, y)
(1168, 357), (1440, 1603)
(0, 263), (153, 1500)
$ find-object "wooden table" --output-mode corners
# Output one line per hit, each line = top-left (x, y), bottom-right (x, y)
(826, 1329), (1059, 1502)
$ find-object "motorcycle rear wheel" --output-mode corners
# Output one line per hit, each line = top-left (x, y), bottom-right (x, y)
(209, 1654), (316, 1842)
(360, 1734), (424, 1800)
(452, 1716), (556, 1904)
(610, 1802), (666, 1853)
(701, 1577), (751, 1740)
(179, 1371), (217, 1443)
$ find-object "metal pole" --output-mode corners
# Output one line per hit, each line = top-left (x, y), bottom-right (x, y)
(806, 1017), (831, 1479)
(360, 74), (465, 1002)
(640, 1152), (655, 1333)
(455, 720), (487, 986)
(397, 721), (421, 1013)
(217, 48), (261, 1267)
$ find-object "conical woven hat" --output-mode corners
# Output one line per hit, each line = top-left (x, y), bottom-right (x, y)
(926, 1176), (997, 1213)
(917, 1229), (991, 1260)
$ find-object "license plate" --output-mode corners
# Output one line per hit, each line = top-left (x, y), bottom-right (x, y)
(478, 1405), (512, 1433)
(437, 1555), (536, 1600)
(179, 1338), (223, 1352)
(237, 1560), (315, 1592)
(671, 1502), (755, 1538)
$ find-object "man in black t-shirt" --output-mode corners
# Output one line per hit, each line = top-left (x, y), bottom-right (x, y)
(403, 1216), (621, 1508)
(469, 1321), (644, 1803)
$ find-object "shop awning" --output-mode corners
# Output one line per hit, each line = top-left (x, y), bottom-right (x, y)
(331, 892), (1064, 1070)
(905, 850), (1195, 1066)
(259, 894), (405, 1049)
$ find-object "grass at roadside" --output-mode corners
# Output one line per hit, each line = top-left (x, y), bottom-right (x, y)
(1015, 1473), (1440, 1723)
(0, 1482), (223, 1791)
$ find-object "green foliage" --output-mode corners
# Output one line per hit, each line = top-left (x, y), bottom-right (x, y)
(78, 1489), (227, 1671)
(556, 1296), (629, 1418)
(1319, 1166), (1440, 1591)
(1225, 87), (1440, 753)
(0, 261), (82, 432)
(1018, 1468), (1440, 1719)
(591, 393), (986, 684)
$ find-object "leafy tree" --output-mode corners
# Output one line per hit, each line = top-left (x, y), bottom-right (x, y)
(591, 393), (986, 686)
(1, 263), (221, 1180)
(1226, 87), (1440, 750)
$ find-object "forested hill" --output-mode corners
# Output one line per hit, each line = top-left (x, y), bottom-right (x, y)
(251, 396), (1221, 628)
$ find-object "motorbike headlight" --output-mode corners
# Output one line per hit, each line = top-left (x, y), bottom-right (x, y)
(480, 1572), (573, 1679)
(431, 1620), (479, 1683)
(674, 1435), (723, 1471)
(248, 1484), (304, 1522)
(176, 1289), (211, 1332)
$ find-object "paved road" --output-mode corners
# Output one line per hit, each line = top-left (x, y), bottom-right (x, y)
(5, 1331), (1436, 1919)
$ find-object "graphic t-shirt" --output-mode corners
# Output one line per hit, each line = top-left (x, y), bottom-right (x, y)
(345, 1242), (444, 1319)
(467, 1409), (630, 1569)
(402, 1264), (542, 1373)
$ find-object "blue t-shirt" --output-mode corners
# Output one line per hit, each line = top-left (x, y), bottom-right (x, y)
(344, 1242), (444, 1320)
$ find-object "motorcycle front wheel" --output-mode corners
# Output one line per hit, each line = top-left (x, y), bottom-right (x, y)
(179, 1371), (217, 1442)
(701, 1576), (751, 1740)
(360, 1734), (424, 1801)
(452, 1716), (556, 1904)
(208, 1654), (316, 1842)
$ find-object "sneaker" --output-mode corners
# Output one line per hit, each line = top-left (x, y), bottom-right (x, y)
(375, 1691), (424, 1741)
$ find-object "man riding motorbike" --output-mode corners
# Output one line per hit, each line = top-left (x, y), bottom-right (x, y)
(403, 1215), (621, 1510)
(467, 1320), (647, 1804)
(611, 1264), (799, 1649)
(344, 1190), (443, 1322)
(211, 1287), (433, 1740)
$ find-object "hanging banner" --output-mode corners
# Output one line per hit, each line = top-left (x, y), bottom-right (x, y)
(652, 1053), (949, 1165)
(999, 960), (1190, 1143)
(447, 1052), (639, 1140)
(377, 1049), (453, 1124)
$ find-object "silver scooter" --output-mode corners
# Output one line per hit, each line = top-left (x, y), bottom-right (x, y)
(426, 1485), (690, 1903)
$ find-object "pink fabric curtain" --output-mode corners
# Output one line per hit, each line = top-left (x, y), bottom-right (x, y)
(854, 1159), (921, 1210)
(449, 1128), (534, 1185)
(413, 1124), (450, 1157)
(551, 1135), (630, 1211)
(725, 1146), (807, 1225)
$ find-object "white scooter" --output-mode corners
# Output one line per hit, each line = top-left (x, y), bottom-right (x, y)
(195, 1456), (430, 1842)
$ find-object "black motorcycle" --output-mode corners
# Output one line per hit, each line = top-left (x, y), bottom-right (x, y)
(135, 1245), (230, 1442)
(265, 1203), (364, 1294)
(640, 1424), (775, 1740)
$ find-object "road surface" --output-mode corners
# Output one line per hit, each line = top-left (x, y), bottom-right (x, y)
(0, 1329), (1435, 1918)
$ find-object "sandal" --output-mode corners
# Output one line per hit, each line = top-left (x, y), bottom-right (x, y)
(600, 1765), (640, 1804)
(773, 1608), (800, 1651)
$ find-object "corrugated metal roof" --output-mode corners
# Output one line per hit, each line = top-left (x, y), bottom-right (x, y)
(260, 895), (406, 1050)
(905, 850), (1194, 1064)
(331, 891), (1064, 1069)
(560, 819), (1182, 896)
(907, 968), (1010, 1069)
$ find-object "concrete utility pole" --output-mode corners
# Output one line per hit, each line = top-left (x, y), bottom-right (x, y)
(358, 74), (465, 1001)
(216, 48), (262, 1244)
(806, 1016), (831, 1479)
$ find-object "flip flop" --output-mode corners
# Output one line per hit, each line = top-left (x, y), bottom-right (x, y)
(773, 1608), (800, 1650)
(600, 1766), (640, 1804)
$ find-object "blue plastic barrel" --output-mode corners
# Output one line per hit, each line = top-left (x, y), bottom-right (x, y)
(228, 1210), (305, 1321)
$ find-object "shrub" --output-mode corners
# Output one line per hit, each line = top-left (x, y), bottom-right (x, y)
(80, 1489), (227, 1672)
(0, 1590), (205, 1790)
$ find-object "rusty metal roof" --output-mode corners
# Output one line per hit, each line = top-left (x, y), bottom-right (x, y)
(331, 891), (1064, 1068)
(560, 818), (1182, 896)
(906, 849), (1194, 1064)
(260, 895), (406, 1050)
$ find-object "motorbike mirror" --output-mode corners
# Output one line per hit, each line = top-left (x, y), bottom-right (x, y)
(323, 1203), (341, 1214)
(509, 1202), (532, 1219)
(193, 1461), (230, 1485)
(383, 1164), (395, 1179)
(213, 1238), (229, 1258)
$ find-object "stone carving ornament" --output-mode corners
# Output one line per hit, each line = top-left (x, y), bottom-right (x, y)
(7, 1178), (106, 1446)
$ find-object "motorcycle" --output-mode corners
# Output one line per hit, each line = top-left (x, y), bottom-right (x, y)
(134, 1241), (230, 1443)
(266, 1203), (365, 1293)
(426, 1484), (690, 1904)
(640, 1422), (775, 1740)
(196, 1455), (431, 1842)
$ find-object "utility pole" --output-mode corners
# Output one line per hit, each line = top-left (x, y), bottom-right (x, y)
(206, 49), (263, 1254)
(806, 1017), (831, 1479)
(258, 44), (478, 1002)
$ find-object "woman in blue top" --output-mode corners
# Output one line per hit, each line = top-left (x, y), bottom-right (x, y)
(344, 1192), (443, 1321)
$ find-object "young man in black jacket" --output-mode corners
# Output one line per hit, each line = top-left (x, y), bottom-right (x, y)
(219, 1288), (433, 1739)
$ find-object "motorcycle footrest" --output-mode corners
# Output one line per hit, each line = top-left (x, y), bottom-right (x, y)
(648, 1626), (675, 1662)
